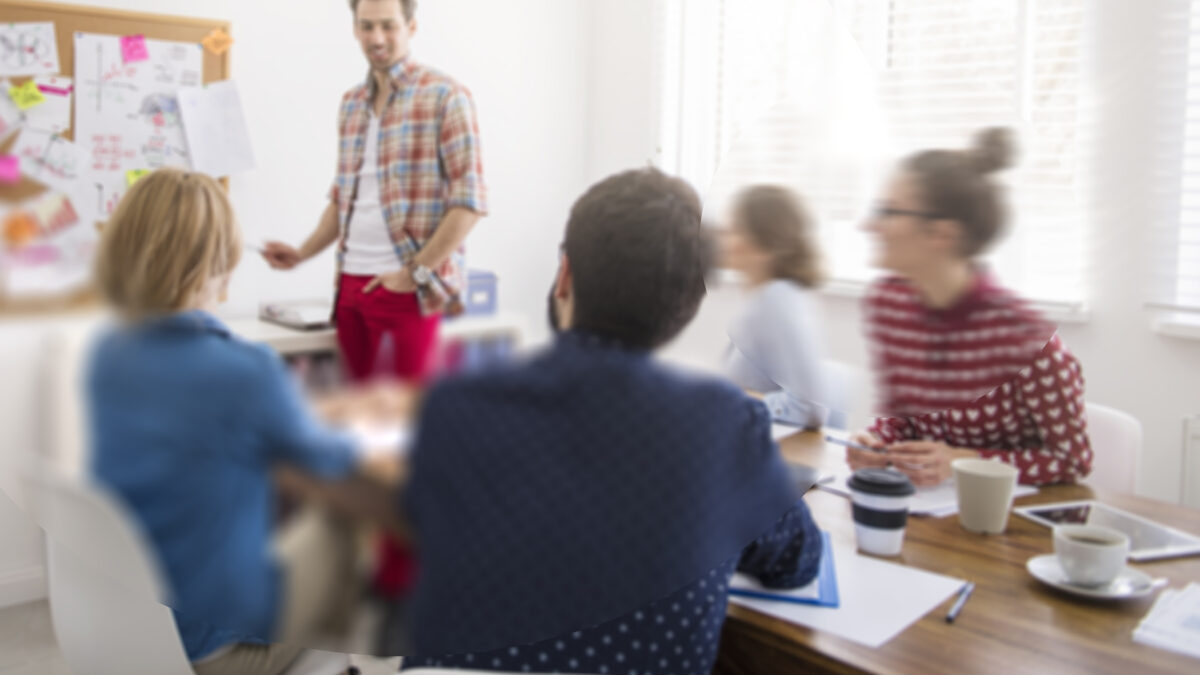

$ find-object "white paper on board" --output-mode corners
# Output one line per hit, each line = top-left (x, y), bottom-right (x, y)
(74, 32), (202, 219)
(11, 128), (89, 196)
(22, 75), (73, 134)
(0, 22), (61, 77)
(178, 80), (256, 178)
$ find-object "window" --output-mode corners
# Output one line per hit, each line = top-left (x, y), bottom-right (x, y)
(1151, 0), (1200, 315)
(657, 0), (1089, 309)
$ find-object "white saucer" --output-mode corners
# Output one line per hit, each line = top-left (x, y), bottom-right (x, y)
(1026, 554), (1162, 600)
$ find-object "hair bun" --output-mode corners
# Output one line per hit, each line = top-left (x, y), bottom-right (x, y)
(968, 127), (1015, 174)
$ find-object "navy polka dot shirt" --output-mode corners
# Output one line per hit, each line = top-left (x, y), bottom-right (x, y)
(401, 501), (821, 674)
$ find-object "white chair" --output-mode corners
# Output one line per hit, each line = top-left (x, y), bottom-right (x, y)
(20, 467), (352, 675)
(1083, 402), (1143, 494)
(819, 360), (863, 431)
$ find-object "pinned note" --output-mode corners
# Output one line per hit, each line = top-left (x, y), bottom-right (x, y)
(120, 34), (149, 64)
(9, 80), (46, 111)
(2, 210), (39, 248)
(202, 28), (233, 55)
(0, 23), (60, 77)
(0, 155), (18, 184)
(125, 168), (151, 187)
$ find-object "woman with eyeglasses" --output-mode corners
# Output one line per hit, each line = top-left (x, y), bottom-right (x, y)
(845, 128), (1093, 487)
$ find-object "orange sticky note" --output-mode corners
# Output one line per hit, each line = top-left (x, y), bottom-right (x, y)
(9, 80), (46, 111)
(2, 210), (39, 248)
(202, 28), (233, 55)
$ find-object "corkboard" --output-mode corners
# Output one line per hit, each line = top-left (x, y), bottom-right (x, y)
(0, 0), (230, 314)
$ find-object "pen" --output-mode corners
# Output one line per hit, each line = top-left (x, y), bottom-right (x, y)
(945, 582), (975, 623)
(825, 435), (887, 455)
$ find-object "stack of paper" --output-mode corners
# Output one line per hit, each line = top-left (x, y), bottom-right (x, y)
(1133, 582), (1200, 660)
(820, 469), (1038, 517)
(729, 542), (965, 648)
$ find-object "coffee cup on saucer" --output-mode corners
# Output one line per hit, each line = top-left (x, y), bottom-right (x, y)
(1053, 524), (1131, 587)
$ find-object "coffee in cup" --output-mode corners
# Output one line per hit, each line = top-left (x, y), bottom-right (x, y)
(952, 458), (1019, 534)
(848, 468), (915, 556)
(1053, 524), (1130, 586)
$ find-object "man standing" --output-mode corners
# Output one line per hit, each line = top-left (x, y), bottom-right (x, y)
(264, 0), (487, 383)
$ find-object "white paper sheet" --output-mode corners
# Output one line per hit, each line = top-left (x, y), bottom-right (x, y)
(178, 80), (255, 178)
(819, 467), (1038, 517)
(11, 128), (88, 194)
(0, 22), (60, 77)
(0, 79), (23, 139)
(1133, 582), (1200, 660)
(348, 423), (412, 460)
(74, 32), (202, 218)
(771, 423), (803, 441)
(23, 75), (73, 134)
(1, 209), (96, 298)
(729, 544), (965, 648)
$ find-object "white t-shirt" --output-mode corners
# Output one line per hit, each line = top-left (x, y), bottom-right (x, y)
(342, 114), (404, 276)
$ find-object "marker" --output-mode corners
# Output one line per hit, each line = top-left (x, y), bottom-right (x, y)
(825, 435), (887, 455)
(945, 582), (975, 623)
(245, 242), (265, 254)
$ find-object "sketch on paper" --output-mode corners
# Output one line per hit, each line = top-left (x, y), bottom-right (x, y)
(11, 128), (87, 193)
(0, 22), (61, 77)
(74, 32), (202, 218)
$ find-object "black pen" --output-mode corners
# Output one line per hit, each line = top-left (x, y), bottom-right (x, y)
(945, 582), (975, 623)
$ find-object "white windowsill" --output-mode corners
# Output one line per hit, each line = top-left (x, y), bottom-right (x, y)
(1152, 311), (1200, 341)
(714, 270), (1091, 324)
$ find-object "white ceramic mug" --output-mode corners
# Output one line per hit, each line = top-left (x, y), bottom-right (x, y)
(952, 458), (1019, 534)
(1053, 524), (1130, 586)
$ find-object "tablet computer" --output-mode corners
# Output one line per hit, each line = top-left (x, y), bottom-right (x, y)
(1013, 500), (1200, 561)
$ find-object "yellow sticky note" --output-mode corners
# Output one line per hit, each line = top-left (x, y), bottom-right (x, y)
(202, 28), (233, 55)
(126, 169), (151, 187)
(9, 81), (46, 111)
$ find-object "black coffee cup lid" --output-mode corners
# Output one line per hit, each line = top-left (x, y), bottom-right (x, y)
(848, 468), (915, 497)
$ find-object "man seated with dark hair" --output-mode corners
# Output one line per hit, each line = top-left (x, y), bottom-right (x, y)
(400, 168), (823, 674)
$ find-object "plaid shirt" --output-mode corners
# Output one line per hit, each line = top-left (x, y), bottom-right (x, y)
(331, 58), (487, 315)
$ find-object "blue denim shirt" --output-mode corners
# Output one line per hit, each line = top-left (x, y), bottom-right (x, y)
(88, 311), (357, 661)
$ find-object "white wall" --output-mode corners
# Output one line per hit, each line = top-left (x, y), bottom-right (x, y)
(590, 2), (1200, 504)
(0, 0), (593, 607)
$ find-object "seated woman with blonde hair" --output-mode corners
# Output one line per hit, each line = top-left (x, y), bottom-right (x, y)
(722, 185), (831, 429)
(88, 169), (364, 674)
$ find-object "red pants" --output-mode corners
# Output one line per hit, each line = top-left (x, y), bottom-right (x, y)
(334, 273), (438, 596)
(334, 274), (441, 383)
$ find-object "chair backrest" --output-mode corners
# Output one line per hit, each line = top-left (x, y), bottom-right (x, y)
(1083, 402), (1143, 494)
(21, 467), (194, 675)
(820, 360), (862, 431)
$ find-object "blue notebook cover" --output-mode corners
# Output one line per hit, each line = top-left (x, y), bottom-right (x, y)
(728, 530), (839, 608)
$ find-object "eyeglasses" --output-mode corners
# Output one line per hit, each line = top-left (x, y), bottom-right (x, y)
(873, 206), (941, 220)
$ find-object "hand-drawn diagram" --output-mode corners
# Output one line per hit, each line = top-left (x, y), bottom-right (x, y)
(74, 32), (201, 218)
(0, 22), (61, 77)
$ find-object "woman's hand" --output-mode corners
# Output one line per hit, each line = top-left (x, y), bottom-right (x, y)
(845, 430), (891, 472)
(887, 441), (976, 487)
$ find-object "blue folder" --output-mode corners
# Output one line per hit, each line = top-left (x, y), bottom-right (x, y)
(728, 530), (839, 608)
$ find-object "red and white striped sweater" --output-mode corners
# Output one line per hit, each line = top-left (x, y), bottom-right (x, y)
(865, 273), (1093, 486)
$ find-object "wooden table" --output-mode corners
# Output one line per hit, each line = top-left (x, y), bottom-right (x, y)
(714, 431), (1200, 675)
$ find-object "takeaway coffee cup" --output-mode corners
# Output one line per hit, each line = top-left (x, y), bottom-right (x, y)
(849, 468), (916, 556)
(1053, 524), (1130, 586)
(952, 458), (1019, 534)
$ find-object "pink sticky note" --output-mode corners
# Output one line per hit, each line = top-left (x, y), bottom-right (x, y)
(121, 35), (150, 64)
(0, 155), (19, 184)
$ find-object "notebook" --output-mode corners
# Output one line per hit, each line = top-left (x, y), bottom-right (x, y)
(730, 530), (839, 607)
